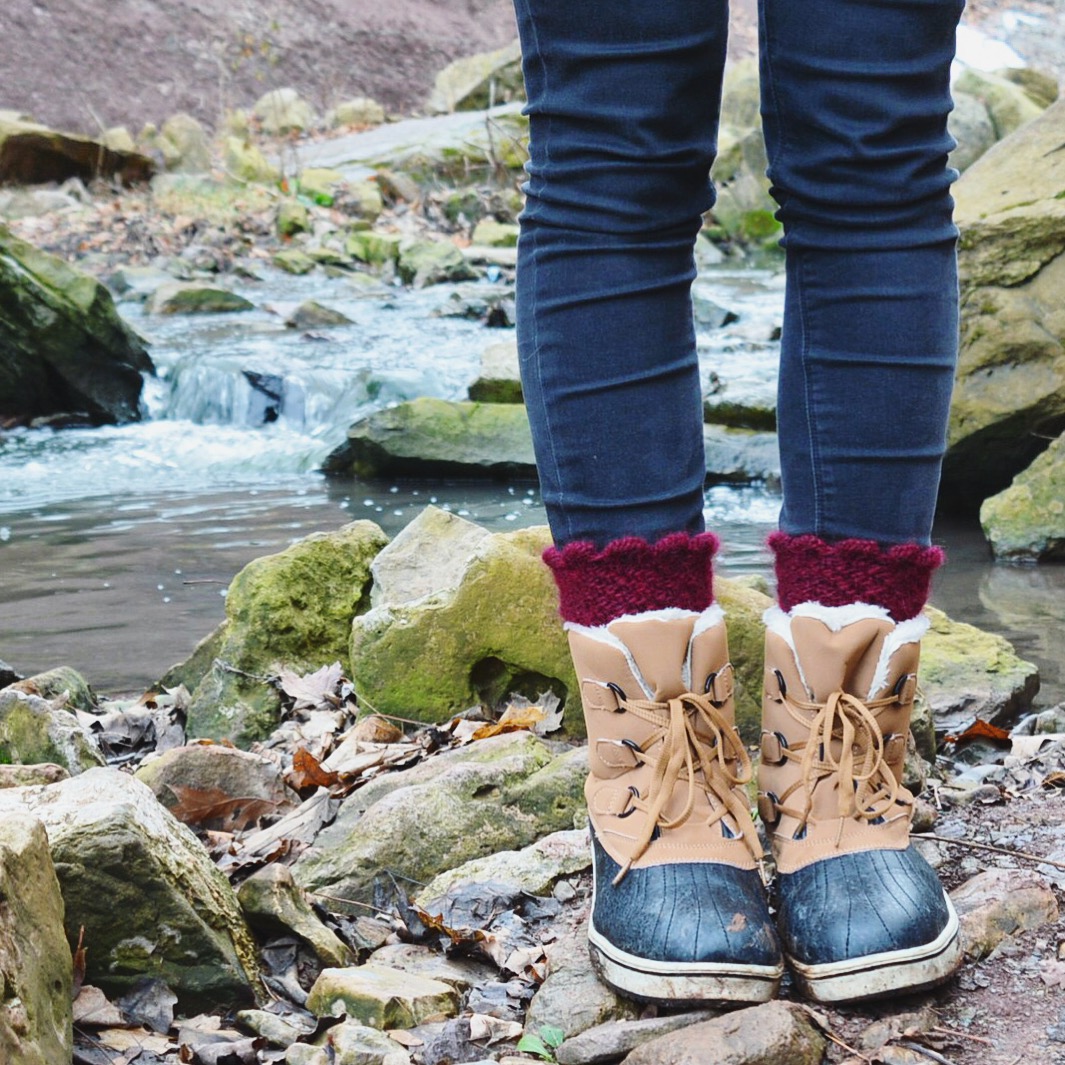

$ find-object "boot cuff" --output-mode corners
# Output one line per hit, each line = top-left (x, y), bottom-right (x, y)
(544, 532), (718, 626)
(768, 533), (944, 622)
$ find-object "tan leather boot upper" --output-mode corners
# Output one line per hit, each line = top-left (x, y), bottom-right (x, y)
(758, 605), (927, 875)
(568, 608), (764, 881)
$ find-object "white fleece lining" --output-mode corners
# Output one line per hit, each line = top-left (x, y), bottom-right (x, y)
(566, 605), (725, 700)
(763, 602), (929, 699)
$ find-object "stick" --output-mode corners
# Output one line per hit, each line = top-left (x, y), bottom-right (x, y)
(898, 1042), (959, 1065)
(914, 832), (1065, 872)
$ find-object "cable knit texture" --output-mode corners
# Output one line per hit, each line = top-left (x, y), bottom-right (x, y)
(769, 532), (944, 622)
(544, 532), (718, 626)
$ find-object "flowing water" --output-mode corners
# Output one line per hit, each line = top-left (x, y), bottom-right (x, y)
(1, 262), (1062, 712)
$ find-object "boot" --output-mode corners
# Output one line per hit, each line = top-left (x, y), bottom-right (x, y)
(548, 534), (782, 1003)
(760, 537), (962, 1003)
(567, 607), (782, 1002)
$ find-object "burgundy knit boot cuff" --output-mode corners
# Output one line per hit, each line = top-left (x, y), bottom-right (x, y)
(768, 532), (944, 622)
(544, 532), (719, 627)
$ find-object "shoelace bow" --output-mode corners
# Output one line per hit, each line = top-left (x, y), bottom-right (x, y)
(775, 687), (904, 838)
(612, 690), (763, 885)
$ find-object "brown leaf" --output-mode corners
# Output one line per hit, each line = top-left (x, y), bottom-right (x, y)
(471, 701), (546, 741)
(72, 925), (87, 999)
(351, 715), (405, 744)
(166, 784), (283, 833)
(278, 662), (344, 712)
(950, 719), (1012, 748)
(289, 747), (340, 790)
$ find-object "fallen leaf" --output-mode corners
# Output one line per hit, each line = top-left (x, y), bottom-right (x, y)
(289, 747), (339, 790)
(278, 662), (344, 713)
(166, 784), (284, 833)
(468, 1013), (523, 1044)
(73, 986), (126, 1028)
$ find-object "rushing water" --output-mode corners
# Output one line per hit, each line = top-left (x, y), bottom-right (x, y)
(1, 261), (1062, 712)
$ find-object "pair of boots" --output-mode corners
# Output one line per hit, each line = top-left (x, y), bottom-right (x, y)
(549, 532), (962, 1005)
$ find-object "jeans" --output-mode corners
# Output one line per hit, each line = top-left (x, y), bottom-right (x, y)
(513, 0), (964, 549)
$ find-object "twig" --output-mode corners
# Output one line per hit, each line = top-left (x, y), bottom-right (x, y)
(931, 1026), (993, 1046)
(914, 832), (1065, 872)
(898, 1042), (959, 1065)
(305, 890), (382, 911)
(821, 1030), (873, 1063)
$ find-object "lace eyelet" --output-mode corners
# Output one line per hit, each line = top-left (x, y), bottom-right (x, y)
(773, 669), (788, 697)
(618, 785), (640, 818)
(606, 681), (627, 711)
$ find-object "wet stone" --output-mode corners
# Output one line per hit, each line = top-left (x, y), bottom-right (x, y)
(326, 1020), (412, 1065)
(951, 867), (1060, 959)
(367, 942), (494, 994)
(555, 1011), (719, 1065)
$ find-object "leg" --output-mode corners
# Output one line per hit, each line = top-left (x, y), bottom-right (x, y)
(757, 0), (966, 1001)
(514, 0), (723, 550)
(514, 0), (783, 1003)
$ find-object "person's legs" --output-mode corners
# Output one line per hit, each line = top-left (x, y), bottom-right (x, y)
(757, 0), (965, 1001)
(514, 0), (783, 1003)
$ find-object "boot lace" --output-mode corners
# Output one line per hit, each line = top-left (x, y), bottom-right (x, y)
(773, 687), (906, 842)
(611, 690), (763, 884)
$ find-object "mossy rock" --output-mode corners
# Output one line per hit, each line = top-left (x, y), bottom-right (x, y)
(920, 606), (1039, 734)
(427, 39), (525, 114)
(277, 199), (310, 237)
(272, 248), (316, 275)
(0, 690), (103, 773)
(0, 225), (153, 423)
(8, 666), (96, 713)
(954, 67), (1045, 141)
(470, 218), (520, 248)
(346, 230), (401, 267)
(980, 430), (1065, 560)
(325, 398), (536, 480)
(186, 521), (389, 744)
(467, 338), (522, 404)
(396, 239), (478, 287)
(223, 136), (280, 185)
(145, 282), (254, 315)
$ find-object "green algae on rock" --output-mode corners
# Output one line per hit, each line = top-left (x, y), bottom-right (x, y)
(0, 690), (103, 773)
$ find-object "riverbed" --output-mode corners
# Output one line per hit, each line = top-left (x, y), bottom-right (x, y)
(1, 263), (1062, 711)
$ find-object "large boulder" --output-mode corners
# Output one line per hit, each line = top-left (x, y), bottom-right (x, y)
(292, 731), (586, 907)
(942, 98), (1065, 506)
(980, 429), (1065, 560)
(0, 689), (104, 773)
(184, 521), (388, 744)
(0, 225), (154, 422)
(0, 115), (153, 185)
(0, 815), (72, 1065)
(0, 769), (261, 1010)
(953, 67), (1045, 141)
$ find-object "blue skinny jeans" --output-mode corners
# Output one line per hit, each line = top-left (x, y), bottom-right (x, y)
(513, 0), (964, 549)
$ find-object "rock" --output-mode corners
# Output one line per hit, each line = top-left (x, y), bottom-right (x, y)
(0, 769), (261, 1009)
(919, 606), (1040, 735)
(108, 264), (175, 302)
(278, 199), (311, 237)
(328, 98), (387, 129)
(347, 230), (401, 267)
(703, 392), (776, 432)
(348, 510), (571, 725)
(160, 113), (212, 172)
(7, 665), (96, 712)
(292, 732), (586, 907)
(327, 1020), (412, 1065)
(254, 88), (317, 135)
(948, 90), (998, 173)
(341, 180), (385, 223)
(237, 864), (355, 969)
(146, 282), (254, 314)
(273, 248), (317, 275)
(416, 829), (590, 906)
(998, 66), (1060, 110)
(0, 659), (20, 687)
(556, 1012), (718, 1065)
(0, 814), (72, 1065)
(0, 689), (104, 773)
(428, 40), (525, 114)
(0, 115), (153, 185)
(134, 743), (296, 816)
(469, 338), (522, 403)
(942, 98), (1065, 504)
(524, 927), (638, 1040)
(954, 67), (1045, 140)
(620, 1001), (826, 1065)
(951, 867), (1059, 959)
(980, 430), (1065, 560)
(285, 300), (353, 330)
(366, 943), (494, 995)
(0, 225), (153, 423)
(470, 219), (520, 248)
(225, 136), (281, 184)
(325, 398), (536, 480)
(102, 125), (137, 153)
(287, 1045), (331, 1065)
(0, 764), (69, 788)
(702, 425), (781, 482)
(306, 965), (458, 1028)
(397, 240), (478, 287)
(375, 169), (421, 205)
(183, 521), (388, 743)
(236, 1009), (310, 1047)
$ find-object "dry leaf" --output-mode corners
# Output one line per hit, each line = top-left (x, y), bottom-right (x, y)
(73, 986), (127, 1028)
(352, 715), (405, 744)
(166, 784), (283, 833)
(471, 701), (545, 741)
(72, 925), (87, 999)
(949, 719), (1012, 747)
(278, 662), (344, 712)
(468, 1013), (523, 1044)
(289, 747), (339, 790)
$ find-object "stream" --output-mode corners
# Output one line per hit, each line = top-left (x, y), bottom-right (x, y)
(1, 262), (1062, 711)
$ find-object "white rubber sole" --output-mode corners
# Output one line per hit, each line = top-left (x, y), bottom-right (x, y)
(788, 892), (963, 1003)
(588, 919), (784, 1003)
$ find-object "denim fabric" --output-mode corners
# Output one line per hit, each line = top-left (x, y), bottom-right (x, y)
(513, 0), (964, 549)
